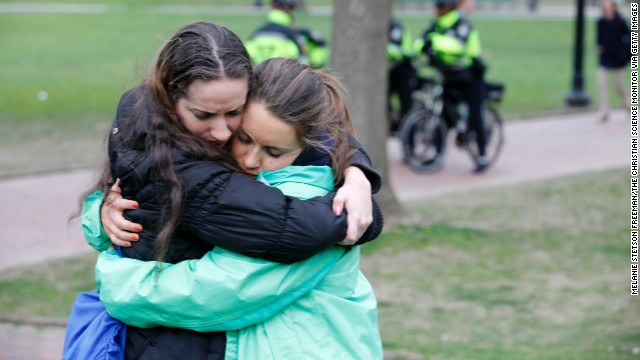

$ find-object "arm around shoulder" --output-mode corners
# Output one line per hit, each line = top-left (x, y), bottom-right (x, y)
(97, 245), (345, 331)
(180, 167), (348, 263)
(347, 135), (381, 194)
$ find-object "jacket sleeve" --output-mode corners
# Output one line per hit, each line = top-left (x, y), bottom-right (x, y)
(97, 246), (344, 331)
(291, 134), (380, 195)
(178, 165), (347, 264)
(352, 196), (384, 246)
(342, 137), (384, 245)
(81, 190), (112, 252)
(184, 173), (383, 253)
(347, 135), (382, 194)
(465, 29), (482, 59)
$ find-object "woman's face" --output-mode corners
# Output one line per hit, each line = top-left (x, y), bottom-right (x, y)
(176, 77), (248, 147)
(602, 0), (615, 17)
(231, 101), (303, 178)
(459, 0), (474, 13)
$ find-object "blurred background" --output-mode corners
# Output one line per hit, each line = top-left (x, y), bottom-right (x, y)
(0, 0), (638, 359)
(0, 0), (630, 177)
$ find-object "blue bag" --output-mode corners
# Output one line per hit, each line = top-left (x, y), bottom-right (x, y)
(63, 289), (127, 359)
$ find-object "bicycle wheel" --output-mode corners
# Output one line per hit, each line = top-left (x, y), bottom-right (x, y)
(465, 105), (504, 170)
(400, 107), (448, 173)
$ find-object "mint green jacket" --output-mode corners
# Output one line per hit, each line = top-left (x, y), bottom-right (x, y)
(83, 165), (383, 359)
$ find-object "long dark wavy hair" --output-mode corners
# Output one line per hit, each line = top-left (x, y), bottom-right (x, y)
(249, 58), (356, 185)
(79, 21), (253, 262)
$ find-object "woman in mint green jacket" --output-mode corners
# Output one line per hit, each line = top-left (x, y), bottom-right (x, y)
(84, 58), (383, 358)
(87, 166), (382, 359)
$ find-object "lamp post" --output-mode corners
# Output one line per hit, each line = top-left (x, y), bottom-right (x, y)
(565, 0), (591, 107)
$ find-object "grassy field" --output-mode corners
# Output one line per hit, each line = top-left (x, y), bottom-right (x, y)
(1, 7), (624, 177)
(0, 167), (637, 359)
(0, 10), (612, 121)
(365, 168), (639, 359)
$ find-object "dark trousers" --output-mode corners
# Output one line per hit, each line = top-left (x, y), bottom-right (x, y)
(388, 60), (417, 130)
(444, 69), (487, 157)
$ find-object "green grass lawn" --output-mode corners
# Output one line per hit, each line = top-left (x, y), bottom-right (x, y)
(0, 10), (616, 124)
(363, 168), (639, 359)
(0, 168), (637, 359)
(0, 8), (625, 177)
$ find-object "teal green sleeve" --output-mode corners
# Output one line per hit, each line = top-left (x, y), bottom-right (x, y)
(97, 246), (343, 332)
(97, 166), (338, 331)
(82, 190), (112, 252)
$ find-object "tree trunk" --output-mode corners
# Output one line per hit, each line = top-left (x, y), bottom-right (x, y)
(331, 0), (406, 219)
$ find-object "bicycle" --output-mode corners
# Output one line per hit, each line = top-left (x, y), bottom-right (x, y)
(399, 71), (505, 173)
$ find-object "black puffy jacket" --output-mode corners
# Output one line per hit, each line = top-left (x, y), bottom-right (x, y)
(109, 88), (383, 359)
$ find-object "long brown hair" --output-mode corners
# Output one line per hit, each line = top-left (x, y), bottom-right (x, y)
(78, 21), (253, 263)
(248, 58), (355, 185)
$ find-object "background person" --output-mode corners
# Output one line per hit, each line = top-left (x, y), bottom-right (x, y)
(457, 0), (475, 14)
(387, 17), (417, 133)
(245, 0), (302, 65)
(244, 0), (329, 68)
(596, 0), (631, 122)
(421, 0), (489, 172)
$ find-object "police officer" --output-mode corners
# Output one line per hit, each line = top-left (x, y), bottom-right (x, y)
(388, 17), (417, 133)
(297, 27), (330, 68)
(421, 0), (489, 172)
(245, 0), (329, 68)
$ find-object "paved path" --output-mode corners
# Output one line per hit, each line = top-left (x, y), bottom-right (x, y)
(388, 109), (629, 202)
(0, 109), (630, 359)
(1, 109), (629, 272)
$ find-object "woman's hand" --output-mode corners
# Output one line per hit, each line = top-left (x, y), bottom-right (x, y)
(333, 166), (373, 245)
(101, 180), (142, 247)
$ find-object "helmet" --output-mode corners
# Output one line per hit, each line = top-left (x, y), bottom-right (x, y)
(272, 0), (297, 11)
(434, 0), (457, 7)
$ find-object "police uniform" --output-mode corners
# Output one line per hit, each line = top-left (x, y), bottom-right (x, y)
(388, 17), (417, 132)
(245, 1), (329, 68)
(422, 7), (489, 171)
(245, 8), (306, 65)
